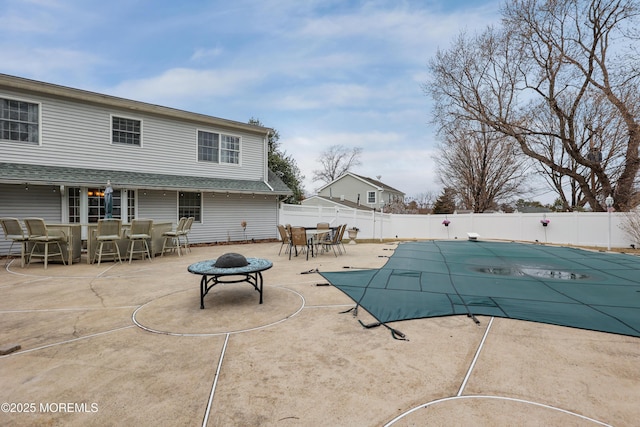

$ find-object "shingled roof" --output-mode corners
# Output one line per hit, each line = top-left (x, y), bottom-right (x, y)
(350, 173), (404, 194)
(0, 163), (292, 195)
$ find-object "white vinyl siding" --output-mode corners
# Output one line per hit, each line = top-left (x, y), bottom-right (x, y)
(201, 193), (277, 242)
(0, 88), (265, 181)
(135, 191), (278, 243)
(137, 190), (178, 221)
(0, 184), (61, 254)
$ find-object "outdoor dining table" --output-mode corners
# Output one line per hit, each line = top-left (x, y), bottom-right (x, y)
(187, 257), (273, 309)
(305, 229), (330, 257)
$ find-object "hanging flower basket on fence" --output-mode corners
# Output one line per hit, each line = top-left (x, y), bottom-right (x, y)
(442, 219), (451, 227)
(540, 219), (550, 227)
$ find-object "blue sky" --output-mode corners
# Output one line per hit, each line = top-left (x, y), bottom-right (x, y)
(1, 0), (502, 199)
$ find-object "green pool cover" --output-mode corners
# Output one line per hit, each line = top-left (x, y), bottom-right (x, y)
(320, 241), (640, 339)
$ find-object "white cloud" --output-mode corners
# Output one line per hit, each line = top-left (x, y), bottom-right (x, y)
(107, 67), (264, 105)
(190, 47), (224, 61)
(273, 83), (376, 110)
(0, 45), (105, 84)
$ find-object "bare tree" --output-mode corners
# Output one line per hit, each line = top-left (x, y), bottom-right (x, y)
(412, 191), (437, 210)
(435, 121), (529, 212)
(427, 0), (640, 211)
(312, 145), (363, 184)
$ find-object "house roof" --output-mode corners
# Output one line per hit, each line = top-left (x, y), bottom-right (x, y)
(0, 163), (292, 195)
(318, 172), (404, 195)
(0, 74), (272, 136)
(302, 195), (376, 211)
(351, 173), (404, 194)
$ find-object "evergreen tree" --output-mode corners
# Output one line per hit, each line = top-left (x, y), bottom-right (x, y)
(249, 118), (305, 204)
(432, 188), (457, 214)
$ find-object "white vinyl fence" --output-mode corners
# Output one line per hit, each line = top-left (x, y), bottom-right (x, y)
(279, 204), (634, 249)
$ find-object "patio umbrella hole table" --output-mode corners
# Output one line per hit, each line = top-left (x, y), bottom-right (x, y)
(187, 257), (273, 309)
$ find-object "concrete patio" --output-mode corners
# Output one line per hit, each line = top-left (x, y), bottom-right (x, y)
(1, 241), (638, 426)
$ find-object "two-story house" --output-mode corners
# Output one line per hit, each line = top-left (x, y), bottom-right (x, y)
(0, 74), (291, 255)
(302, 172), (404, 211)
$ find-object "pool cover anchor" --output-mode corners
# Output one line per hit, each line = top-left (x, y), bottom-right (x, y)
(468, 313), (481, 325)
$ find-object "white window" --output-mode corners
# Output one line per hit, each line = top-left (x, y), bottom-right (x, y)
(367, 191), (376, 204)
(0, 97), (40, 144)
(220, 134), (240, 163)
(112, 116), (141, 146)
(198, 130), (240, 164)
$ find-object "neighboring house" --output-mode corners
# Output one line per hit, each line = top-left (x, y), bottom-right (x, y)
(302, 172), (405, 211)
(0, 74), (291, 254)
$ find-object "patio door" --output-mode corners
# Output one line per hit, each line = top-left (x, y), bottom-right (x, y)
(67, 187), (136, 224)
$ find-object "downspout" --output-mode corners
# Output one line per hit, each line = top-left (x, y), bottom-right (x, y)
(264, 131), (270, 183)
(263, 130), (276, 192)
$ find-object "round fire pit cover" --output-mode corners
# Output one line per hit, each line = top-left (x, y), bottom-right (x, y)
(214, 253), (249, 268)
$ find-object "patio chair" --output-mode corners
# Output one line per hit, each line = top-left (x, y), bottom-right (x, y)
(315, 222), (332, 246)
(0, 217), (30, 267)
(337, 223), (347, 254)
(125, 219), (153, 263)
(323, 224), (346, 257)
(277, 224), (291, 256)
(289, 226), (311, 260)
(93, 219), (123, 265)
(23, 217), (66, 269)
(180, 217), (194, 253)
(161, 217), (187, 257)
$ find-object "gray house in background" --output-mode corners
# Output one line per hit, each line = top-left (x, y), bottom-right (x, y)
(0, 74), (291, 254)
(302, 172), (405, 211)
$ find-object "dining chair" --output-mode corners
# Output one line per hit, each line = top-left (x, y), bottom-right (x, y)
(161, 217), (187, 257)
(125, 219), (153, 263)
(93, 219), (123, 265)
(23, 218), (67, 269)
(323, 224), (345, 257)
(289, 226), (310, 260)
(337, 223), (348, 254)
(277, 224), (291, 256)
(0, 217), (30, 267)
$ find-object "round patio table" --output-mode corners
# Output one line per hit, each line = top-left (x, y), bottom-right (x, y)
(187, 258), (273, 309)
